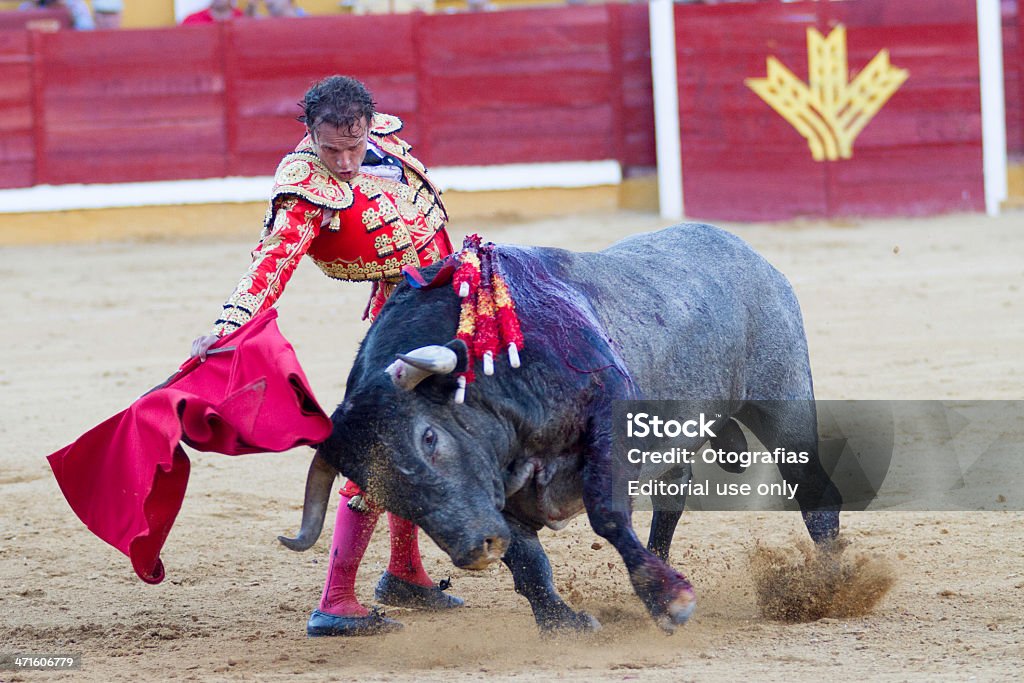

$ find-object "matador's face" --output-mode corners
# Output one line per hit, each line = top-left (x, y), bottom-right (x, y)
(309, 118), (369, 183)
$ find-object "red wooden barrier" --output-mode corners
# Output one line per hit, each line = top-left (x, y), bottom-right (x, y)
(825, 0), (983, 216)
(3, 8), (655, 192)
(615, 2), (656, 170)
(1003, 0), (1021, 157)
(223, 7), (651, 177)
(677, 0), (985, 220)
(0, 30), (33, 189)
(31, 26), (227, 185)
(1015, 0), (1024, 158)
(0, 3), (1019, 223)
(223, 14), (420, 176)
(417, 5), (619, 167)
(676, 1), (829, 219)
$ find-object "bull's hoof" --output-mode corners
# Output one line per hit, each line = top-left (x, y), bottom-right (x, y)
(632, 564), (697, 633)
(814, 535), (850, 575)
(374, 571), (465, 611)
(539, 608), (602, 635)
(306, 608), (403, 637)
(654, 589), (697, 634)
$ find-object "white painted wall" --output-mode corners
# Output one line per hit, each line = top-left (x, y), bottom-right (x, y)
(0, 161), (622, 214)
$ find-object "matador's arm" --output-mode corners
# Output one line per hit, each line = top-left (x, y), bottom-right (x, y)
(211, 196), (324, 337)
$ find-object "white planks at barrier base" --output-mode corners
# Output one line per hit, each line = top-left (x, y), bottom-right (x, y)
(0, 161), (622, 214)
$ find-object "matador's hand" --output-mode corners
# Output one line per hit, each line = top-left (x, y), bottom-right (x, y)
(190, 334), (219, 361)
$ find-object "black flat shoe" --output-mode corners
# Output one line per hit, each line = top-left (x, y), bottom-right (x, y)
(374, 571), (465, 611)
(306, 608), (403, 637)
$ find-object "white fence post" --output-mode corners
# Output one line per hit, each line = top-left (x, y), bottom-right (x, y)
(650, 0), (684, 221)
(977, 0), (1008, 216)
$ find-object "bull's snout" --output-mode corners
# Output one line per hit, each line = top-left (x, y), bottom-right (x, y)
(452, 533), (509, 570)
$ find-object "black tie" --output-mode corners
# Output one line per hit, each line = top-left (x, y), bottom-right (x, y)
(362, 149), (401, 168)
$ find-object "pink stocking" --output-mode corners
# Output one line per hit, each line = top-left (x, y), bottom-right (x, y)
(318, 495), (380, 616)
(386, 513), (433, 587)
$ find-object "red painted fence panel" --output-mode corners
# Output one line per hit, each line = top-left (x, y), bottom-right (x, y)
(0, 30), (33, 189)
(1004, 0), (1021, 157)
(224, 14), (420, 176)
(825, 0), (983, 216)
(615, 2), (656, 170)
(31, 26), (227, 186)
(677, 0), (984, 221)
(676, 1), (829, 220)
(3, 8), (655, 191)
(416, 5), (619, 166)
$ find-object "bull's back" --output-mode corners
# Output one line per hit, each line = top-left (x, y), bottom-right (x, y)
(552, 223), (811, 400)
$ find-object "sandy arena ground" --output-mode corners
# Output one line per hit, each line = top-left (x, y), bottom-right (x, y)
(1, 208), (1023, 681)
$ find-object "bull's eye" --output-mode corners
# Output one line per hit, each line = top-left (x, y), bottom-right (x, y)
(422, 427), (437, 455)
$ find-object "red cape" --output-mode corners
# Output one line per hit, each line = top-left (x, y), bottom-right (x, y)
(46, 309), (333, 584)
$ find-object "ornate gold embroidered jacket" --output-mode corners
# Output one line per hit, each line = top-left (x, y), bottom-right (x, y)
(212, 114), (451, 336)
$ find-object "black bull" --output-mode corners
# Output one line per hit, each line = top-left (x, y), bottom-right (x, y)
(282, 223), (842, 633)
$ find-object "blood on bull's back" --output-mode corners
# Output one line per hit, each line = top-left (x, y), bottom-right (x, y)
(499, 222), (813, 403)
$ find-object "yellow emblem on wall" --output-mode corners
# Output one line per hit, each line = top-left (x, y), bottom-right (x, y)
(745, 26), (909, 161)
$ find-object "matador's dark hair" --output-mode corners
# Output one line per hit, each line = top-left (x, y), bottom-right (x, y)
(298, 75), (376, 134)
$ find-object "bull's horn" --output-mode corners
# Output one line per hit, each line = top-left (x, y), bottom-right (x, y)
(386, 342), (468, 391)
(386, 358), (433, 390)
(278, 451), (337, 552)
(396, 345), (458, 374)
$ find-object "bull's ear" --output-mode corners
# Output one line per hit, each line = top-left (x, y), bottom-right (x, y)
(445, 339), (469, 373)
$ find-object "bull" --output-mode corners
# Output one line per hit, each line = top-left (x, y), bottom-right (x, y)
(281, 223), (843, 633)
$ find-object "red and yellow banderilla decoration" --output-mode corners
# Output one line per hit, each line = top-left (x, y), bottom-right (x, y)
(450, 235), (524, 403)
